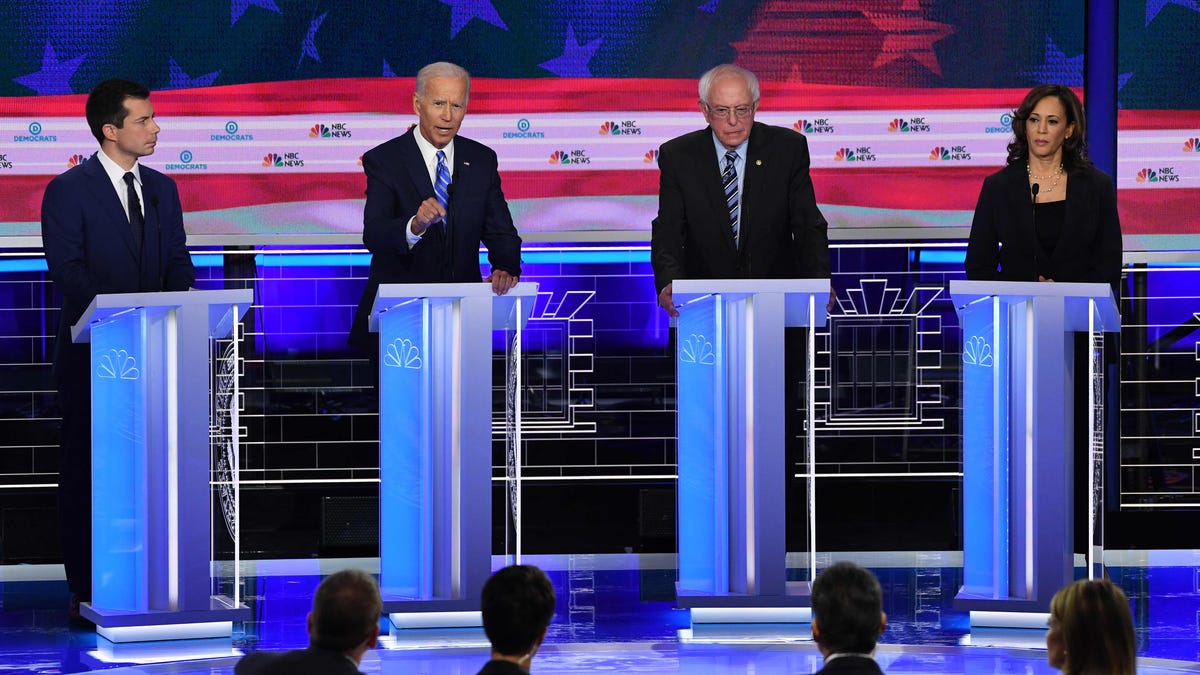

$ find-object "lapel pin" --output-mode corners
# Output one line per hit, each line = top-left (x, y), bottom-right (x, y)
(755, 159), (762, 166)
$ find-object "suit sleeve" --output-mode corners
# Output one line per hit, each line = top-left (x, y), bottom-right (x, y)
(787, 134), (830, 278)
(1085, 169), (1123, 288)
(479, 153), (522, 277)
(361, 149), (417, 260)
(650, 142), (686, 295)
(964, 177), (1002, 280)
(158, 179), (195, 291)
(40, 177), (100, 309)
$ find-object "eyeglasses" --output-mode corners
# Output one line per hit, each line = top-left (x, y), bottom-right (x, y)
(705, 103), (756, 120)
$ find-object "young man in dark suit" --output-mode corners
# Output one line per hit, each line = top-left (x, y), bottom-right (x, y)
(811, 561), (888, 674)
(477, 564), (556, 674)
(348, 61), (523, 355)
(651, 63), (830, 318)
(40, 78), (195, 619)
(235, 569), (382, 675)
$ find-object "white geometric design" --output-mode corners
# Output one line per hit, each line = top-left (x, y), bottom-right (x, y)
(679, 333), (715, 365)
(963, 335), (993, 367)
(383, 337), (422, 369)
(97, 348), (140, 380)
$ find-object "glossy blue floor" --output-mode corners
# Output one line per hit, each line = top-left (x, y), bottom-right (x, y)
(2, 552), (1199, 674)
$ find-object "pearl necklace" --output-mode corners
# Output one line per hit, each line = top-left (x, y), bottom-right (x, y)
(1027, 163), (1064, 194)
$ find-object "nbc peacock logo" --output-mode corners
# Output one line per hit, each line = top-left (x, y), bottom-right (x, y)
(263, 153), (284, 167)
(1183, 138), (1199, 152)
(1135, 168), (1157, 182)
(794, 119), (814, 133)
(67, 154), (88, 168)
(834, 148), (855, 162)
(888, 118), (910, 132)
(310, 124), (329, 138)
(930, 146), (950, 160)
(643, 149), (659, 163)
(599, 121), (619, 135)
(794, 118), (834, 134)
(549, 150), (570, 165)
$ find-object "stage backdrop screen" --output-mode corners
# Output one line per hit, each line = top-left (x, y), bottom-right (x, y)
(0, 1), (1194, 244)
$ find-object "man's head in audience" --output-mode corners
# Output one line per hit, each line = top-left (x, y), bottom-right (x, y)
(308, 569), (382, 664)
(481, 565), (556, 668)
(811, 561), (887, 657)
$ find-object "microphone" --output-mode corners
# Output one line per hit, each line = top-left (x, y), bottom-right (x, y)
(1030, 182), (1039, 204)
(149, 195), (164, 291)
(1030, 182), (1039, 280)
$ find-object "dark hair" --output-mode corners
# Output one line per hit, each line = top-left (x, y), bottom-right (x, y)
(309, 569), (382, 653)
(811, 561), (884, 654)
(85, 79), (151, 145)
(1050, 579), (1137, 675)
(481, 565), (556, 656)
(1006, 83), (1090, 171)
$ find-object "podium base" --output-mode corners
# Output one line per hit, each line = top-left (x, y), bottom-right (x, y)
(82, 595), (250, 643)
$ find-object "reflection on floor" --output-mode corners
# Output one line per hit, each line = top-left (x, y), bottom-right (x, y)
(1, 552), (1198, 674)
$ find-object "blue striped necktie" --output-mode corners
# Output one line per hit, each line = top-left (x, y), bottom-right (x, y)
(722, 150), (739, 244)
(434, 150), (451, 215)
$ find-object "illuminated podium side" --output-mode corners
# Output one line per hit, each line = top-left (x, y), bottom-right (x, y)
(72, 289), (253, 643)
(672, 279), (829, 628)
(370, 282), (537, 630)
(950, 280), (1119, 630)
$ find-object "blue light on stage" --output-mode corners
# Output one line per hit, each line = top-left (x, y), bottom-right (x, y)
(912, 249), (967, 265)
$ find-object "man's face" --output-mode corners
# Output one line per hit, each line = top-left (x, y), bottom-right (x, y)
(106, 97), (160, 163)
(702, 75), (757, 150)
(413, 75), (468, 149)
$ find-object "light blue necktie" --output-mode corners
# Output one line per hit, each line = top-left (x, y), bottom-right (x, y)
(434, 150), (451, 215)
(722, 150), (739, 244)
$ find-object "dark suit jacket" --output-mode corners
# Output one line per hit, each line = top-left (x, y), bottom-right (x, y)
(476, 658), (531, 675)
(964, 161), (1122, 289)
(814, 654), (885, 674)
(651, 122), (830, 295)
(41, 151), (196, 370)
(235, 647), (364, 675)
(348, 128), (523, 353)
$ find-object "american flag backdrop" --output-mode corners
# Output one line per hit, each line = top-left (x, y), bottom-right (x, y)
(0, 0), (1196, 239)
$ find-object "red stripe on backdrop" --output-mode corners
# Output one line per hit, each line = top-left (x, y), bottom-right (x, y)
(1118, 110), (1200, 131)
(0, 79), (1031, 117)
(1117, 190), (1200, 235)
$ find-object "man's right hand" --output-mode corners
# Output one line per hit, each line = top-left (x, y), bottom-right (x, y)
(412, 197), (447, 235)
(658, 282), (679, 318)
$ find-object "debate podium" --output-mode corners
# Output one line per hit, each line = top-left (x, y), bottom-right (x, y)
(72, 289), (253, 642)
(950, 280), (1120, 629)
(671, 279), (829, 629)
(370, 282), (538, 629)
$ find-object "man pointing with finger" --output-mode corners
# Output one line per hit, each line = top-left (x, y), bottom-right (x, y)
(349, 61), (522, 355)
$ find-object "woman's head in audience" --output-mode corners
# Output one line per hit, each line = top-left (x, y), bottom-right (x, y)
(1047, 579), (1136, 674)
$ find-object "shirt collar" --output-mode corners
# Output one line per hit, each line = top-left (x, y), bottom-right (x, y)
(413, 127), (455, 169)
(95, 147), (141, 185)
(824, 652), (876, 664)
(711, 132), (749, 163)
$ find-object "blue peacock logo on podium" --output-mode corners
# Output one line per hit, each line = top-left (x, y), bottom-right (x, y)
(679, 334), (715, 366)
(384, 338), (422, 369)
(97, 349), (140, 380)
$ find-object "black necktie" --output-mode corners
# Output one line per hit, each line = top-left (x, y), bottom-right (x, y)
(123, 172), (143, 249)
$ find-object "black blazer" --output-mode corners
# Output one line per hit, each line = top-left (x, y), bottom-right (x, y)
(235, 647), (364, 675)
(41, 152), (195, 373)
(348, 128), (522, 353)
(964, 161), (1122, 289)
(476, 659), (531, 675)
(815, 654), (886, 674)
(651, 122), (830, 295)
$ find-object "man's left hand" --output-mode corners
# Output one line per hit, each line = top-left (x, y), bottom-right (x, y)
(486, 270), (519, 295)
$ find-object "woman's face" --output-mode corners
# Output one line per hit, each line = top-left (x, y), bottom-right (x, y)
(1026, 95), (1075, 164)
(1046, 614), (1066, 669)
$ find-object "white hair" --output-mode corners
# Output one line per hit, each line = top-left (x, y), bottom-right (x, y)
(416, 62), (471, 104)
(698, 64), (760, 106)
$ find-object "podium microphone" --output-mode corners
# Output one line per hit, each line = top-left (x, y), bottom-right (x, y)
(1030, 182), (1039, 204)
(1030, 182), (1039, 278)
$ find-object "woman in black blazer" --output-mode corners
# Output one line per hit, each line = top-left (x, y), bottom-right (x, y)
(964, 84), (1122, 288)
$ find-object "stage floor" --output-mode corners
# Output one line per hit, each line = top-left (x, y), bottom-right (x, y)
(1, 552), (1198, 674)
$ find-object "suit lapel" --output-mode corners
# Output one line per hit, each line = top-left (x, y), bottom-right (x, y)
(690, 131), (737, 258)
(400, 130), (435, 199)
(740, 124), (768, 253)
(83, 153), (138, 259)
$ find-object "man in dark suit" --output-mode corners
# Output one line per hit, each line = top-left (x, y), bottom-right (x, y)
(40, 78), (195, 618)
(811, 561), (888, 674)
(476, 564), (556, 675)
(651, 63), (830, 317)
(235, 569), (382, 675)
(348, 61), (523, 355)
